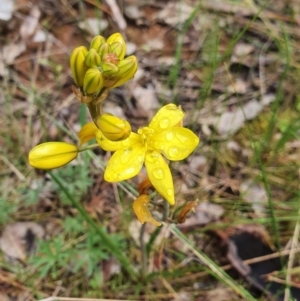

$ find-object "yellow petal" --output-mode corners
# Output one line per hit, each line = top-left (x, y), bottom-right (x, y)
(149, 127), (199, 161)
(96, 131), (140, 151)
(29, 142), (78, 169)
(149, 104), (185, 132)
(133, 195), (162, 226)
(104, 143), (146, 181)
(144, 150), (175, 205)
(78, 122), (98, 146)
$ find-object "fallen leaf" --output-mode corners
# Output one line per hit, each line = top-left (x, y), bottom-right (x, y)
(217, 100), (263, 136)
(124, 5), (141, 20)
(133, 85), (159, 114)
(227, 78), (248, 94)
(156, 2), (193, 27)
(222, 225), (300, 300)
(0, 222), (44, 261)
(19, 5), (41, 40)
(240, 179), (267, 216)
(0, 0), (14, 21)
(178, 202), (224, 229)
(78, 18), (108, 36)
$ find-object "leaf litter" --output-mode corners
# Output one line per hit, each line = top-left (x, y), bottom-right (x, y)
(1, 0), (300, 300)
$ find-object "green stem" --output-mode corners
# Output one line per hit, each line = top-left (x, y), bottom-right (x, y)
(86, 88), (110, 124)
(163, 200), (169, 221)
(140, 223), (147, 279)
(78, 144), (99, 152)
(49, 171), (138, 281)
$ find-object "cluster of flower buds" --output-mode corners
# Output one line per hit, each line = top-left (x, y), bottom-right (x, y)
(70, 33), (138, 99)
(28, 32), (200, 227)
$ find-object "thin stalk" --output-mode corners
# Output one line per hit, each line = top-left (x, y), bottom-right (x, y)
(139, 223), (147, 279)
(49, 171), (138, 281)
(163, 201), (169, 221)
(78, 144), (99, 152)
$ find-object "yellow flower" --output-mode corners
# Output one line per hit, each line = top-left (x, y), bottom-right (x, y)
(95, 104), (199, 205)
(28, 142), (78, 169)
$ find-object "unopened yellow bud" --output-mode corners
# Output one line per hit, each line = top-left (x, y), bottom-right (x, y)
(101, 61), (119, 76)
(70, 46), (88, 87)
(109, 55), (138, 88)
(90, 35), (106, 50)
(29, 142), (78, 169)
(85, 49), (101, 68)
(83, 67), (104, 95)
(110, 42), (126, 60)
(98, 43), (110, 59)
(96, 113), (131, 141)
(107, 33), (126, 60)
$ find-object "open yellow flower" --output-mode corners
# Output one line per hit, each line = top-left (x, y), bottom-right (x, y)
(95, 104), (199, 205)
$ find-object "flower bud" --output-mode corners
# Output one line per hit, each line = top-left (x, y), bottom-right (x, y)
(98, 42), (110, 59)
(90, 35), (106, 50)
(110, 42), (126, 60)
(83, 67), (104, 95)
(107, 33), (126, 60)
(78, 122), (99, 146)
(133, 194), (162, 226)
(29, 142), (78, 169)
(101, 61), (119, 76)
(96, 113), (131, 141)
(70, 46), (88, 87)
(108, 55), (138, 88)
(85, 49), (101, 68)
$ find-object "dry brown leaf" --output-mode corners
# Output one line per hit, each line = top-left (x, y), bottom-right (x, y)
(155, 2), (193, 27)
(240, 179), (268, 217)
(0, 42), (26, 76)
(178, 202), (224, 229)
(0, 222), (44, 261)
(19, 5), (41, 40)
(78, 18), (108, 36)
(0, 0), (14, 21)
(133, 85), (159, 114)
(217, 100), (263, 136)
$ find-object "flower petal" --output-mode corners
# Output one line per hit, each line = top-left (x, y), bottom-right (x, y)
(96, 131), (141, 151)
(78, 122), (98, 146)
(149, 127), (199, 161)
(133, 194), (162, 226)
(149, 104), (184, 132)
(144, 150), (175, 205)
(104, 143), (146, 182)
